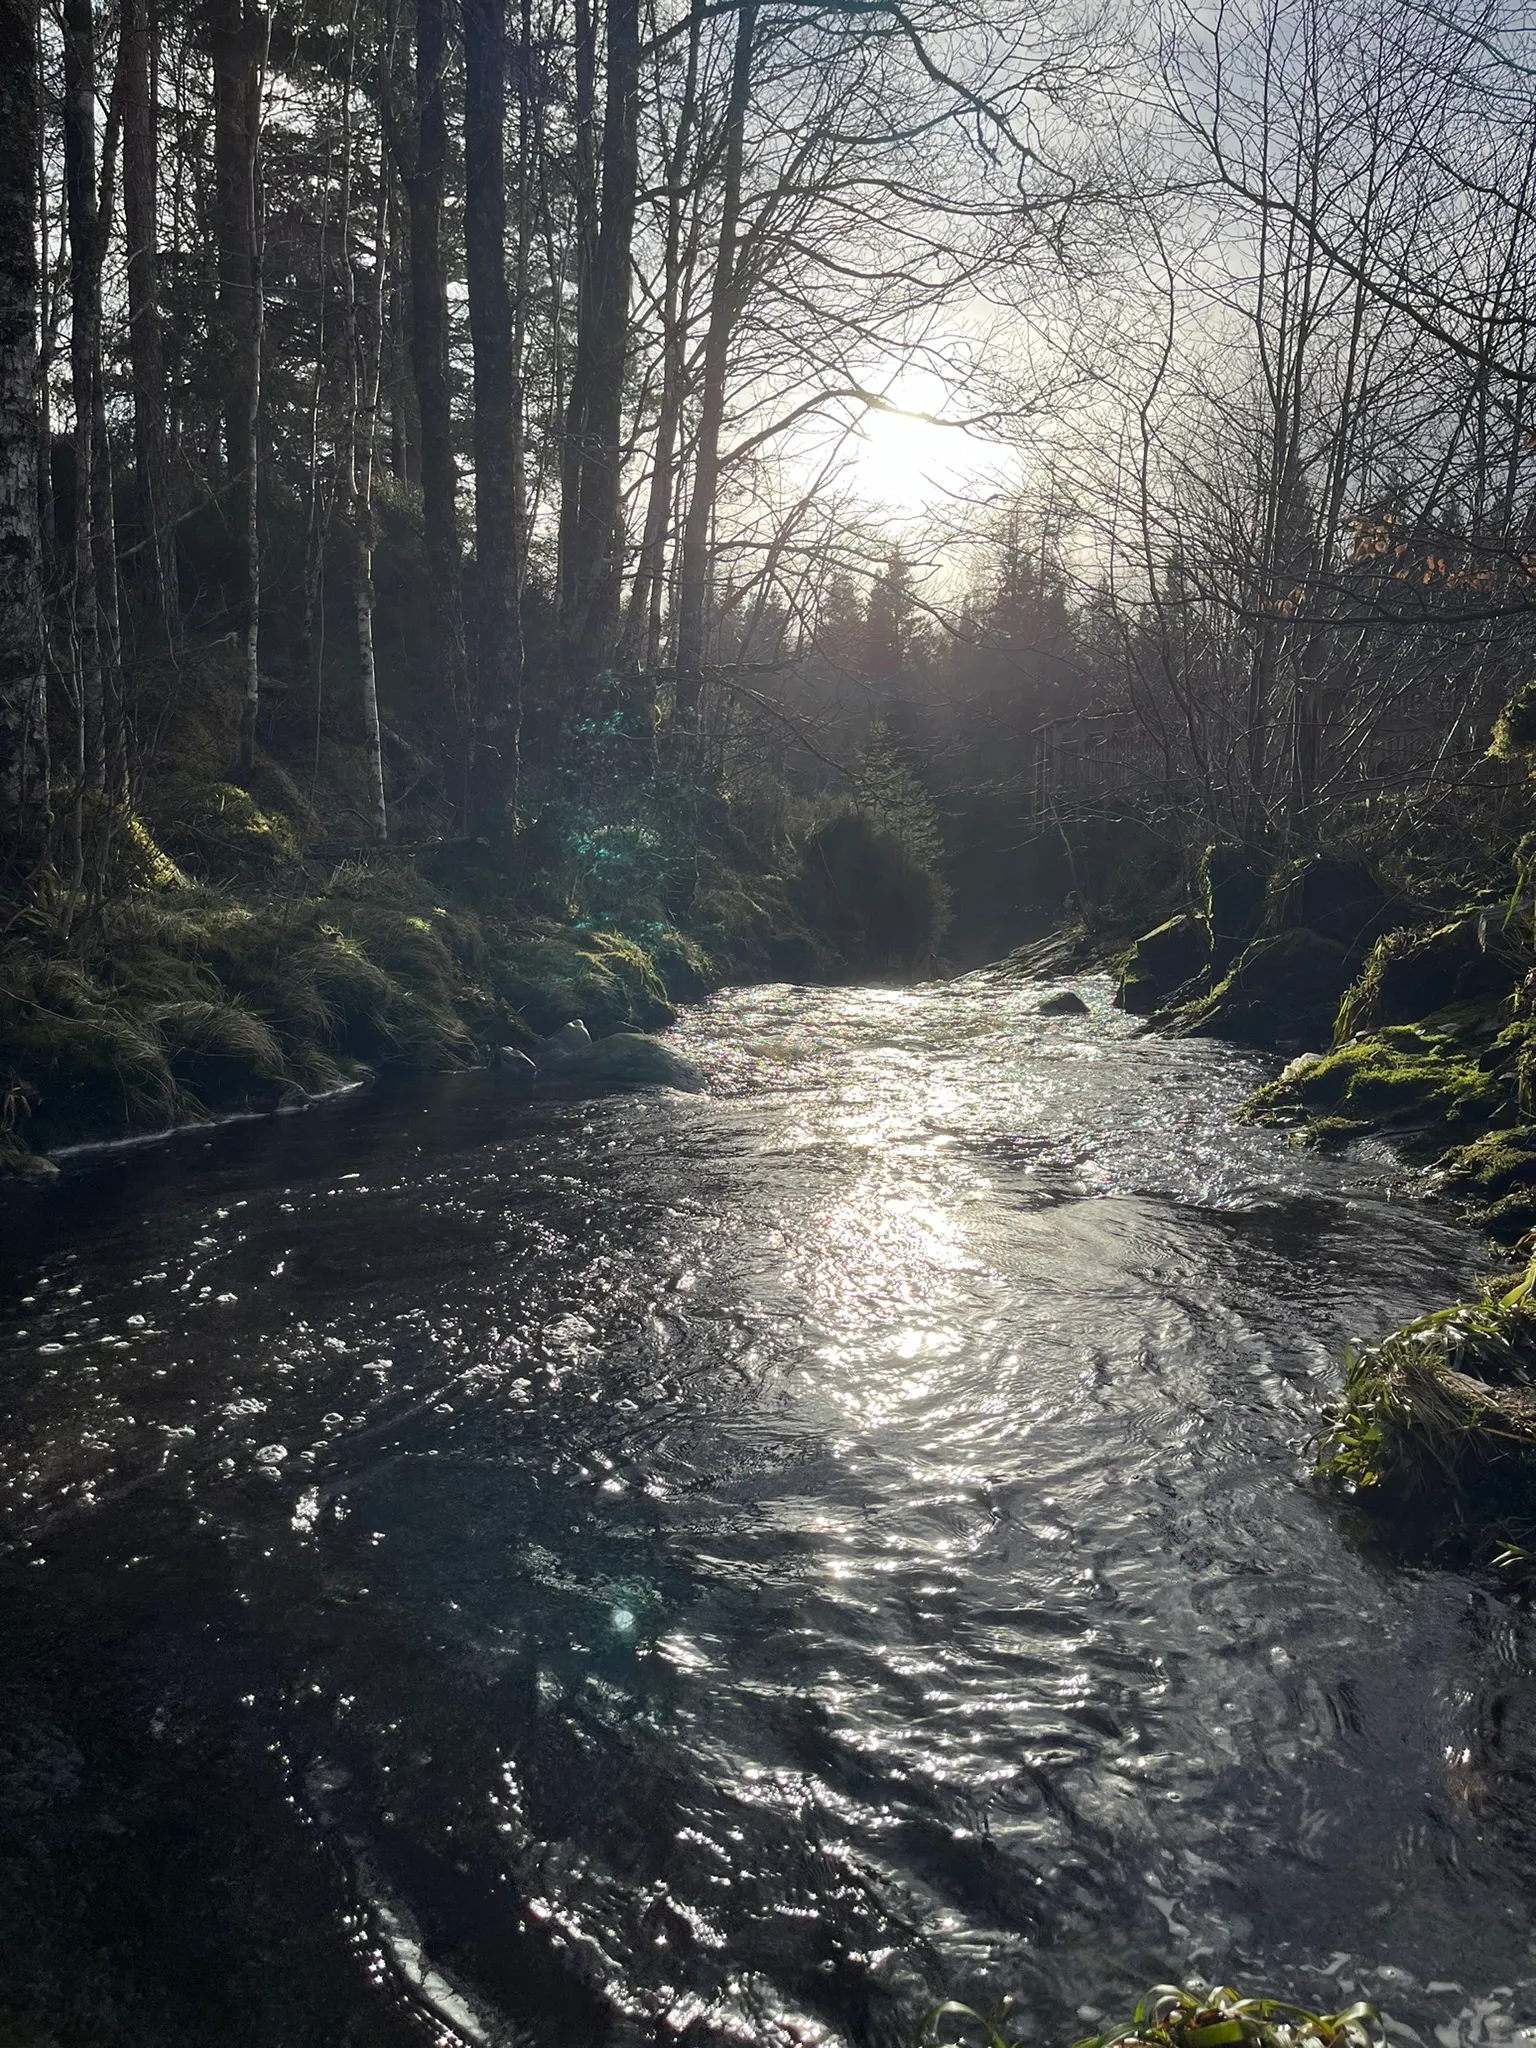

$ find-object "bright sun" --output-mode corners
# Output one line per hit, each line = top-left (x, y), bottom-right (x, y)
(847, 390), (1011, 514)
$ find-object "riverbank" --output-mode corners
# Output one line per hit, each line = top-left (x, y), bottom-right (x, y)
(1108, 842), (1536, 1561)
(0, 818), (845, 1175)
(1110, 846), (1536, 1242)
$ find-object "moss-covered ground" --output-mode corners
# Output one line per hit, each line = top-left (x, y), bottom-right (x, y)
(0, 773), (841, 1172)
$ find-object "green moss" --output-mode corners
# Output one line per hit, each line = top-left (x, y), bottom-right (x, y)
(1321, 1265), (1536, 1560)
(691, 850), (830, 979)
(0, 823), (727, 1155)
(1491, 678), (1536, 759)
(1197, 841), (1270, 963)
(1173, 926), (1355, 1048)
(1437, 1128), (1536, 1240)
(146, 779), (305, 879)
(121, 813), (189, 889)
(637, 926), (715, 1002)
(1244, 1027), (1506, 1147)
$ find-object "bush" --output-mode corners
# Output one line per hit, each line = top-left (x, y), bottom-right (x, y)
(794, 809), (950, 973)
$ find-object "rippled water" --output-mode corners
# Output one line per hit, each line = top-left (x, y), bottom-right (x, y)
(2, 974), (1534, 2048)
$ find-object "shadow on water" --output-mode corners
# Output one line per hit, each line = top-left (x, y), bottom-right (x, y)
(2, 978), (1533, 2047)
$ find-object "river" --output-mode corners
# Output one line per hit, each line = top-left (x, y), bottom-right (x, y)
(1, 973), (1532, 2048)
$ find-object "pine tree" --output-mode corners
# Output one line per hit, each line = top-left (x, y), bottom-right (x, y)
(853, 720), (945, 873)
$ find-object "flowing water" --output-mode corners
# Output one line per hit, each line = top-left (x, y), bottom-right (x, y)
(2, 973), (1535, 2048)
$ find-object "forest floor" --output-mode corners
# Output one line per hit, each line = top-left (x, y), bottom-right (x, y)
(0, 789), (847, 1176)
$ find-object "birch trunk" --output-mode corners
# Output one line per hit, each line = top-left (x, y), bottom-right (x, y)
(212, 0), (268, 774)
(63, 0), (105, 792)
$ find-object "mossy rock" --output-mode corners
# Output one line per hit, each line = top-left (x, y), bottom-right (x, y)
(1171, 926), (1356, 1048)
(1322, 1272), (1536, 1553)
(145, 777), (305, 880)
(1439, 1128), (1536, 1240)
(541, 1031), (706, 1095)
(692, 850), (832, 980)
(641, 927), (716, 1002)
(1197, 842), (1271, 965)
(1335, 917), (1513, 1041)
(1244, 1025), (1508, 1147)
(1115, 912), (1210, 1015)
(1266, 854), (1392, 950)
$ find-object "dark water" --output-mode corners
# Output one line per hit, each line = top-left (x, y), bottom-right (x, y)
(2, 975), (1535, 2048)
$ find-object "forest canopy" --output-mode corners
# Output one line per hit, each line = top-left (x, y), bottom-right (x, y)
(1, 0), (1535, 977)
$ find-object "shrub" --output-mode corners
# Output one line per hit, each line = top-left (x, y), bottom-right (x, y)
(794, 809), (950, 973)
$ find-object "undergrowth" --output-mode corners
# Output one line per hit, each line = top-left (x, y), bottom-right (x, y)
(917, 1982), (1384, 2048)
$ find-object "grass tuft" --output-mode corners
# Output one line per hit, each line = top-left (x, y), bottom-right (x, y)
(917, 1983), (1384, 2048)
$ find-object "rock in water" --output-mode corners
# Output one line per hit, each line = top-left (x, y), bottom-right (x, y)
(1037, 989), (1090, 1017)
(490, 1045), (538, 1086)
(1116, 912), (1211, 1015)
(546, 1031), (705, 1095)
(536, 1018), (594, 1066)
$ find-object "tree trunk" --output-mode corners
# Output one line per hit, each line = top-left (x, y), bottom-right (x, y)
(555, 0), (598, 641)
(464, 0), (522, 827)
(620, 0), (702, 678)
(122, 0), (175, 642)
(404, 0), (469, 798)
(63, 0), (108, 793)
(355, 130), (389, 847)
(673, 0), (757, 731)
(0, 0), (46, 844)
(340, 33), (387, 845)
(212, 0), (268, 774)
(559, 0), (639, 677)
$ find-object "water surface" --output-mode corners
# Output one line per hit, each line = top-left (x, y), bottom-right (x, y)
(1, 975), (1532, 2048)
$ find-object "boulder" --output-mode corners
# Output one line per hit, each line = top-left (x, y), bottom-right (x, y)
(490, 1045), (538, 1086)
(543, 1030), (705, 1095)
(1037, 990), (1090, 1017)
(1116, 912), (1211, 1015)
(1336, 917), (1513, 1040)
(535, 1018), (593, 1065)
(1245, 1022), (1506, 1139)
(1439, 1128), (1536, 1240)
(1174, 926), (1356, 1048)
(1199, 843), (1271, 967)
(1269, 855), (1392, 951)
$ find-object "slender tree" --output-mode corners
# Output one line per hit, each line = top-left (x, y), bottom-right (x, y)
(674, 0), (758, 732)
(0, 0), (46, 845)
(393, 0), (470, 792)
(211, 0), (269, 772)
(63, 0), (113, 793)
(122, 0), (176, 640)
(464, 0), (522, 821)
(558, 0), (640, 677)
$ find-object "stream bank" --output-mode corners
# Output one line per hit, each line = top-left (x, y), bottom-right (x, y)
(1110, 839), (1536, 1561)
